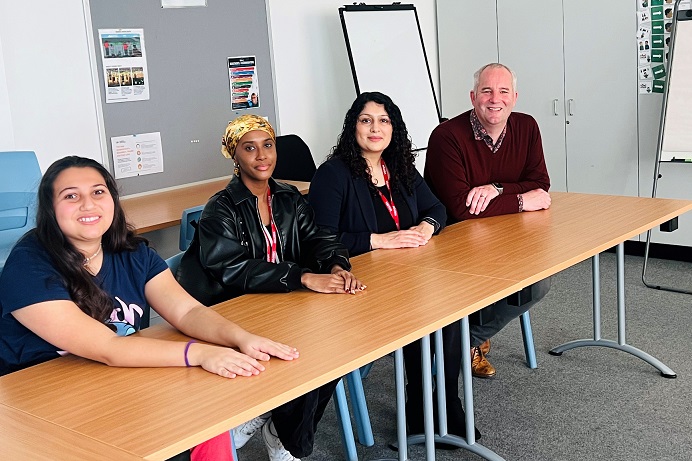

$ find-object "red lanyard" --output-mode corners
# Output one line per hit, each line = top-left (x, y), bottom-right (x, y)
(261, 189), (279, 263)
(376, 159), (400, 230)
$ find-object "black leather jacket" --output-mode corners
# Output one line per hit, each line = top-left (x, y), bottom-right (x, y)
(176, 177), (351, 306)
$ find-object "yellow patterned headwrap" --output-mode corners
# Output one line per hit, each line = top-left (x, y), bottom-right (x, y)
(221, 115), (276, 159)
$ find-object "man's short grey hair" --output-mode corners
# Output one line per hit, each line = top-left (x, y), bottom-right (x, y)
(472, 63), (518, 94)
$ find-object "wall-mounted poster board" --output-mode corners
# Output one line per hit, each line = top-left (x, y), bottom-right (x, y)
(660, 7), (692, 162)
(89, 0), (277, 195)
(340, 4), (441, 151)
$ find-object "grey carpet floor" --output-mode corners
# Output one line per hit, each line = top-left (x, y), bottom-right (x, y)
(236, 253), (692, 460)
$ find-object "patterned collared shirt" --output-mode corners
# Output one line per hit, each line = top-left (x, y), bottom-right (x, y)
(470, 109), (507, 154)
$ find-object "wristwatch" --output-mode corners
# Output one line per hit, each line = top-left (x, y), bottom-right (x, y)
(492, 182), (504, 195)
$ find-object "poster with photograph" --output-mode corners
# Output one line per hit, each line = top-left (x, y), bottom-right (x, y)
(228, 56), (260, 110)
(99, 29), (150, 103)
(110, 132), (163, 179)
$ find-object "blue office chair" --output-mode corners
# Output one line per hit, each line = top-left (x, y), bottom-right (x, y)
(0, 151), (42, 275)
(520, 311), (537, 369)
(165, 252), (184, 273)
(180, 205), (204, 252)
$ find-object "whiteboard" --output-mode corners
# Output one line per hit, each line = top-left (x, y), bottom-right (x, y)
(340, 5), (441, 151)
(661, 9), (692, 161)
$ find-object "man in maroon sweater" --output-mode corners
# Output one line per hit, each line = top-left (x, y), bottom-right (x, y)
(425, 63), (551, 379)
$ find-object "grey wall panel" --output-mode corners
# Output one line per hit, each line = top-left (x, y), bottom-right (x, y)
(89, 0), (276, 195)
(437, 0), (498, 120)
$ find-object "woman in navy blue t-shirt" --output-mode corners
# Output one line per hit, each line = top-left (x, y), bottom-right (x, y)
(0, 156), (299, 460)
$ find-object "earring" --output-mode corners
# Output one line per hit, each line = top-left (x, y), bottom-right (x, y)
(234, 163), (240, 176)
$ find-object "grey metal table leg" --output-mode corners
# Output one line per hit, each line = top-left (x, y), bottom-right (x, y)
(550, 245), (676, 378)
(371, 348), (407, 461)
(406, 323), (506, 460)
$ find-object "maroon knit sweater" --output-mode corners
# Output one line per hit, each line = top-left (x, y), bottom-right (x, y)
(424, 110), (550, 224)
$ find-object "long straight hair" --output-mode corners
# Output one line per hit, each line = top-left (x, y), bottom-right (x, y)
(34, 156), (146, 321)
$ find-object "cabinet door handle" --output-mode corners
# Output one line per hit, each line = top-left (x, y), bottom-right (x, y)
(553, 99), (559, 116)
(568, 99), (575, 116)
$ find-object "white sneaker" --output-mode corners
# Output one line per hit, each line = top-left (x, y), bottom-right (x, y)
(261, 420), (301, 461)
(232, 415), (268, 449)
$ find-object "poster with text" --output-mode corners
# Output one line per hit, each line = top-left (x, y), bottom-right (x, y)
(111, 132), (163, 179)
(99, 29), (150, 103)
(228, 56), (260, 110)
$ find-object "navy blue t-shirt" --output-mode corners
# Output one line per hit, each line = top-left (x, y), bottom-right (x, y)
(0, 233), (168, 376)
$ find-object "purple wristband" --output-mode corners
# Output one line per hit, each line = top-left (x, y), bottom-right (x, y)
(184, 340), (196, 367)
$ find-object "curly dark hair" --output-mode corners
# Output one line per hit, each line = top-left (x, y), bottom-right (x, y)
(33, 156), (146, 321)
(328, 91), (417, 195)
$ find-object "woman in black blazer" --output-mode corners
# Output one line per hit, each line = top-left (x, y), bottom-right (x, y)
(310, 92), (445, 255)
(310, 92), (480, 442)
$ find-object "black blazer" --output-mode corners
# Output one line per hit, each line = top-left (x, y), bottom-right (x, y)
(309, 158), (447, 257)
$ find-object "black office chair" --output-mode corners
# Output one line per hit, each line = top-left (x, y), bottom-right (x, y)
(273, 134), (317, 181)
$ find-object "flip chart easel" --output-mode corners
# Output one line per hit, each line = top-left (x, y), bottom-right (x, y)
(339, 3), (441, 151)
(643, 0), (692, 294)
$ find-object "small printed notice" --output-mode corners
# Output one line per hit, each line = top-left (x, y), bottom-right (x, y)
(99, 28), (150, 103)
(111, 132), (163, 179)
(228, 56), (260, 110)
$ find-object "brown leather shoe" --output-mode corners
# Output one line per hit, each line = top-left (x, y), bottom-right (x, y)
(480, 339), (491, 356)
(471, 346), (496, 379)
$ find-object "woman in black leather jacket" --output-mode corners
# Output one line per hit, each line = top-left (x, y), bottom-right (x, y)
(176, 114), (364, 461)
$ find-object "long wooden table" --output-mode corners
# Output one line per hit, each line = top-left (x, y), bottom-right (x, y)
(1, 192), (690, 460)
(121, 178), (310, 233)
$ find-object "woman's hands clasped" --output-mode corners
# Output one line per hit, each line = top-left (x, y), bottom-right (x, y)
(301, 265), (366, 295)
(370, 220), (435, 249)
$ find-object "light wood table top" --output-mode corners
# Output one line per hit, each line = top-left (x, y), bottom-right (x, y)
(0, 264), (517, 460)
(121, 178), (310, 233)
(1, 192), (690, 460)
(361, 191), (692, 285)
(0, 404), (141, 461)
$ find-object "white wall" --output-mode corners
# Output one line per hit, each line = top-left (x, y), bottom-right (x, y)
(267, 0), (440, 168)
(0, 32), (13, 150)
(0, 0), (103, 171)
(2, 0), (439, 173)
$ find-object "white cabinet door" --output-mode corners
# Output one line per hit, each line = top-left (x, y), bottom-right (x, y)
(563, 0), (639, 196)
(497, 0), (567, 192)
(438, 0), (638, 196)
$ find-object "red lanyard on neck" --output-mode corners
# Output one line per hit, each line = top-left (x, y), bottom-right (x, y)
(376, 159), (400, 230)
(261, 189), (279, 263)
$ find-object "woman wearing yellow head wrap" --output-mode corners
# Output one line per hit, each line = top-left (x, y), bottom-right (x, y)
(176, 115), (365, 460)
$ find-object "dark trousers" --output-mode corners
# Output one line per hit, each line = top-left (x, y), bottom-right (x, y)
(470, 278), (551, 347)
(272, 379), (340, 458)
(403, 321), (471, 436)
(404, 278), (551, 435)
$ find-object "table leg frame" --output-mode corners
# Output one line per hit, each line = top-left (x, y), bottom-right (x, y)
(405, 322), (506, 461)
(549, 245), (677, 378)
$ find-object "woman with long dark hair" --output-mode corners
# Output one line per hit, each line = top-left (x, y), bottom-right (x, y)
(309, 92), (481, 442)
(0, 156), (299, 461)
